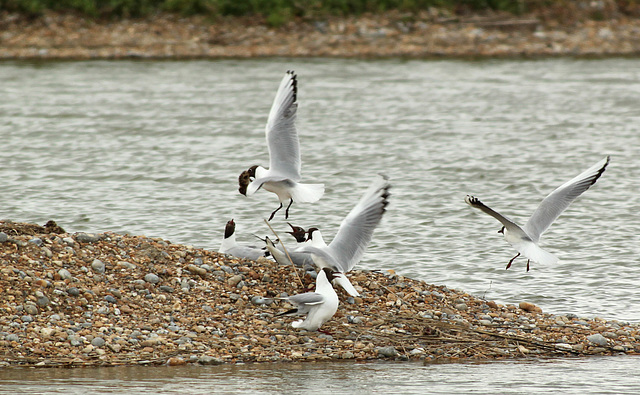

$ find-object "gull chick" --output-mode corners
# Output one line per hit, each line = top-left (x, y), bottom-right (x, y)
(298, 174), (391, 296)
(465, 156), (610, 271)
(218, 219), (268, 261)
(275, 268), (339, 332)
(238, 70), (324, 221)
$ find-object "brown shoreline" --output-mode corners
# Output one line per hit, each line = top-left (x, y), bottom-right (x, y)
(1, 220), (639, 368)
(2, 10), (640, 60)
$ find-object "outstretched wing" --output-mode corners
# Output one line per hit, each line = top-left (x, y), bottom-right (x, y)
(523, 156), (609, 242)
(327, 174), (391, 272)
(465, 195), (524, 235)
(265, 70), (301, 181)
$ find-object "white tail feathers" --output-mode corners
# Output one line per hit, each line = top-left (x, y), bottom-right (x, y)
(291, 183), (325, 203)
(514, 242), (559, 266)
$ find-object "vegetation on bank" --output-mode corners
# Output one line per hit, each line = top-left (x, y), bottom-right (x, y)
(1, 0), (639, 26)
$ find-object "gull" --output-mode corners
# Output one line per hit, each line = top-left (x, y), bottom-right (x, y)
(275, 267), (339, 332)
(238, 70), (324, 221)
(218, 219), (268, 261)
(465, 156), (610, 271)
(297, 174), (391, 296)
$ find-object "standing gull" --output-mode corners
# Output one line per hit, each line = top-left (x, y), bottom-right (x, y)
(297, 174), (391, 296)
(465, 156), (610, 271)
(218, 219), (268, 261)
(238, 70), (324, 221)
(275, 267), (339, 332)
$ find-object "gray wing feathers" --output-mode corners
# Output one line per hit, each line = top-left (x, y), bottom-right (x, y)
(465, 195), (523, 234)
(523, 156), (609, 241)
(328, 175), (391, 272)
(266, 71), (301, 181)
(287, 292), (324, 307)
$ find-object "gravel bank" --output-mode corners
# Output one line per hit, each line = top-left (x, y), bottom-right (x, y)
(1, 220), (639, 368)
(1, 10), (640, 60)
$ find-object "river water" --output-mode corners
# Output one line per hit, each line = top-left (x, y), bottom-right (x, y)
(1, 58), (639, 391)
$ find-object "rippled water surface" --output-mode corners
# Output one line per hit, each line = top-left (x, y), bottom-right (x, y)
(2, 356), (640, 394)
(1, 58), (640, 391)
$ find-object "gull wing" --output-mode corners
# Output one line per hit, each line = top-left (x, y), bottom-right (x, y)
(326, 174), (391, 272)
(287, 292), (325, 309)
(523, 156), (609, 242)
(265, 70), (301, 181)
(465, 195), (525, 235)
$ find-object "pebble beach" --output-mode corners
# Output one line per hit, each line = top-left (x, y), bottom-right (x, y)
(1, 6), (640, 59)
(1, 220), (639, 368)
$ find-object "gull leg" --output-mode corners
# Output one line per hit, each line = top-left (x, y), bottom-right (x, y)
(284, 198), (294, 219)
(506, 253), (520, 270)
(526, 260), (530, 272)
(317, 328), (333, 336)
(268, 203), (283, 221)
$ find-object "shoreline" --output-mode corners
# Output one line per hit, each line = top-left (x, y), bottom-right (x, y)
(2, 11), (640, 60)
(1, 220), (639, 368)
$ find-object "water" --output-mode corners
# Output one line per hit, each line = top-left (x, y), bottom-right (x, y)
(1, 58), (639, 391)
(1, 357), (640, 394)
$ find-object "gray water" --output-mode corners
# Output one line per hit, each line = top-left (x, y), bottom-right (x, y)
(1, 58), (639, 391)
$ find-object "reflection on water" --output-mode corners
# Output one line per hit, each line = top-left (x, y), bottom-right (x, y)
(1, 58), (640, 391)
(2, 356), (640, 394)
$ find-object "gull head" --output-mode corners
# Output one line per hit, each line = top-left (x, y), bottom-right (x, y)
(286, 222), (307, 242)
(224, 219), (236, 239)
(321, 267), (338, 282)
(238, 166), (257, 196)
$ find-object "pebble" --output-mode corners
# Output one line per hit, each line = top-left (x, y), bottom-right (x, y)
(144, 273), (161, 284)
(587, 334), (608, 346)
(68, 287), (80, 296)
(58, 269), (72, 280)
(0, 232), (7, 243)
(91, 259), (106, 274)
(377, 346), (398, 358)
(29, 238), (43, 246)
(76, 233), (101, 243)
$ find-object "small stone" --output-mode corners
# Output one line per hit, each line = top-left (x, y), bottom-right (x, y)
(455, 303), (468, 311)
(76, 233), (101, 243)
(144, 273), (161, 284)
(587, 334), (608, 346)
(62, 237), (75, 246)
(36, 296), (50, 307)
(519, 302), (541, 313)
(377, 346), (398, 358)
(227, 275), (243, 287)
(58, 269), (72, 280)
(159, 285), (174, 293)
(5, 334), (19, 342)
(167, 357), (187, 366)
(198, 355), (223, 365)
(24, 304), (38, 315)
(21, 315), (33, 323)
(251, 296), (269, 305)
(105, 295), (117, 303)
(0, 232), (8, 242)
(91, 259), (106, 274)
(91, 337), (106, 347)
(68, 287), (80, 296)
(29, 238), (43, 246)
(341, 351), (355, 359)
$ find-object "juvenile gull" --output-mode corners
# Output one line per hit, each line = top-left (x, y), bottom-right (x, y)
(275, 267), (339, 332)
(238, 70), (324, 221)
(465, 156), (610, 271)
(297, 174), (391, 296)
(218, 219), (268, 261)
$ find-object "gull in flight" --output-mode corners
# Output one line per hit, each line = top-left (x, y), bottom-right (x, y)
(297, 174), (391, 296)
(218, 219), (268, 261)
(275, 268), (339, 332)
(238, 70), (324, 221)
(465, 156), (610, 271)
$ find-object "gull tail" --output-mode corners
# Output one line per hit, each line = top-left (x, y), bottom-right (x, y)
(291, 182), (325, 203)
(514, 242), (559, 266)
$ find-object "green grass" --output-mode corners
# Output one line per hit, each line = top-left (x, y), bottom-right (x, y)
(0, 0), (637, 26)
